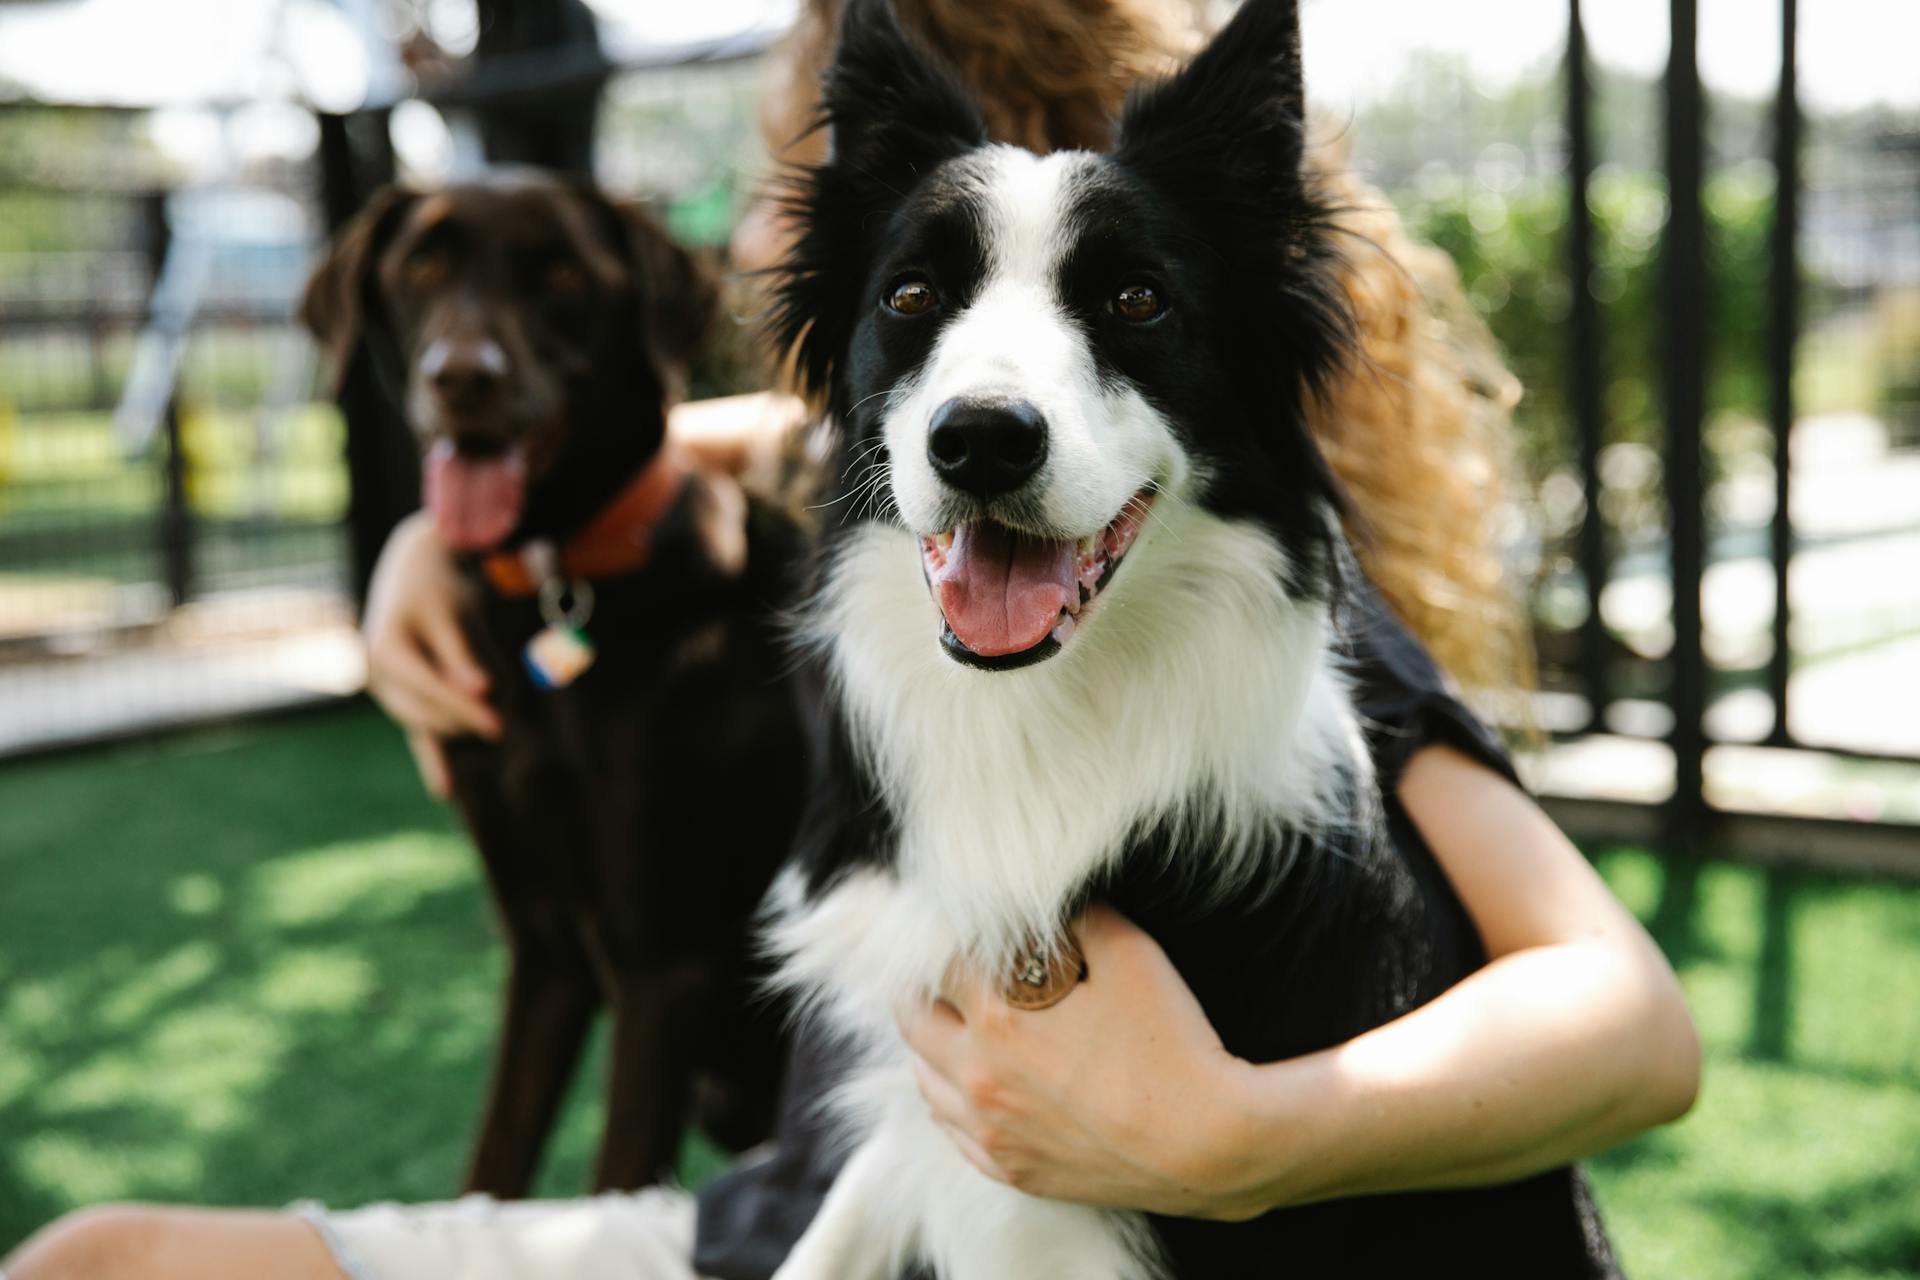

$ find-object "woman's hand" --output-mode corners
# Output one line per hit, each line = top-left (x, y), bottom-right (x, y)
(362, 511), (500, 797)
(896, 906), (1274, 1219)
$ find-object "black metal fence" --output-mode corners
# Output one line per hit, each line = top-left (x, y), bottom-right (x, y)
(0, 123), (357, 753)
(0, 24), (767, 755)
(1533, 0), (1920, 872)
(1, 2), (1915, 871)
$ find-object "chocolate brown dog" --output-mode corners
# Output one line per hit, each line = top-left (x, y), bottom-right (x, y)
(303, 172), (806, 1196)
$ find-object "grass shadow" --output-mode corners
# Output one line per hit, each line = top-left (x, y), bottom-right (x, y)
(1, 708), (601, 1247)
(1747, 866), (1798, 1063)
(1696, 1165), (1920, 1275)
(1585, 846), (1920, 1279)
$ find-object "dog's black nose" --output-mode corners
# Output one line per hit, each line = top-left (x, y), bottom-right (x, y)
(423, 337), (510, 414)
(927, 398), (1048, 498)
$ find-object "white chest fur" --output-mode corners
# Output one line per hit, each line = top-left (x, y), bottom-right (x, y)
(769, 506), (1370, 1035)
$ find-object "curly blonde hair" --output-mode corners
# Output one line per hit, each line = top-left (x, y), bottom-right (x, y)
(770, 0), (1531, 700)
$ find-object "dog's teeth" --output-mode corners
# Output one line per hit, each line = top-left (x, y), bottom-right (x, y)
(1051, 614), (1076, 645)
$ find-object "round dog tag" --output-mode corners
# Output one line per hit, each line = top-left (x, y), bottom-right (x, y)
(1004, 931), (1087, 1011)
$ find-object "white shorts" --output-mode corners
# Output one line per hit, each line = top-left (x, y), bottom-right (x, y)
(293, 1188), (714, 1280)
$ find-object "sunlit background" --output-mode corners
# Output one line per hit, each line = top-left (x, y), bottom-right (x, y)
(1, 1), (1916, 1275)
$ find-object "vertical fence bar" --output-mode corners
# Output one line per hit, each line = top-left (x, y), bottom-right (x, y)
(1767, 0), (1800, 745)
(142, 190), (193, 608)
(1567, 0), (1609, 729)
(159, 399), (191, 607)
(314, 110), (409, 609)
(1663, 0), (1709, 844)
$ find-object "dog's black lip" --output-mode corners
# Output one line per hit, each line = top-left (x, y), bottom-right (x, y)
(940, 621), (1062, 670)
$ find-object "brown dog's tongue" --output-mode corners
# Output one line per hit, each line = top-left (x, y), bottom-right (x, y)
(423, 440), (527, 552)
(933, 522), (1076, 657)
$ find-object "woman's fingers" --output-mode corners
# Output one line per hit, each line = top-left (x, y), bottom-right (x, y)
(937, 965), (1001, 1024)
(405, 730), (452, 800)
(361, 510), (500, 740)
(939, 1118), (1007, 1185)
(417, 606), (491, 699)
(403, 616), (499, 736)
(369, 674), (455, 739)
(896, 995), (965, 1066)
(913, 1055), (1008, 1184)
(372, 643), (496, 739)
(944, 1124), (1007, 1185)
(909, 1053), (968, 1129)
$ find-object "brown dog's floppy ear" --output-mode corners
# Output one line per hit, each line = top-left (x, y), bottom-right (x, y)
(624, 206), (719, 397)
(300, 185), (418, 389)
(557, 175), (718, 395)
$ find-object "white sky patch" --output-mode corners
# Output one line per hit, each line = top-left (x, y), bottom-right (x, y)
(1302, 0), (1918, 114)
(0, 0), (1909, 115)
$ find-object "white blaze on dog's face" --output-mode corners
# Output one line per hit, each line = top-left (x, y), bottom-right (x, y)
(775, 0), (1353, 671)
(883, 149), (1179, 541)
(870, 147), (1190, 668)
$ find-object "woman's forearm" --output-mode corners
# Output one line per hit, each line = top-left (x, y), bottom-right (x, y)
(1209, 934), (1700, 1211)
(1202, 742), (1702, 1212)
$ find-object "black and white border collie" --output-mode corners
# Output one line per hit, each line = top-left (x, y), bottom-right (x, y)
(764, 0), (1615, 1275)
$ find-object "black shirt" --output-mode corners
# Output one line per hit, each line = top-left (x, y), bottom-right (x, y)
(692, 583), (1517, 1279)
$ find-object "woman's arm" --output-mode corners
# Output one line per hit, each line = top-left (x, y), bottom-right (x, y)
(898, 744), (1700, 1220)
(361, 510), (501, 798)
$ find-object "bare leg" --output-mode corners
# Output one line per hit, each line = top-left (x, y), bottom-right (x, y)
(6, 1206), (343, 1280)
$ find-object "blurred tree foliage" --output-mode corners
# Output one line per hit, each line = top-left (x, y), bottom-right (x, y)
(0, 109), (152, 283)
(1399, 166), (1776, 483)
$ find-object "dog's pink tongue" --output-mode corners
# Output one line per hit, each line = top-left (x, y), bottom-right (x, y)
(423, 440), (527, 552)
(934, 523), (1076, 657)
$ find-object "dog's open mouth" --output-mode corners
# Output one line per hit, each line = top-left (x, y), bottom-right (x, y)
(920, 492), (1153, 669)
(423, 438), (528, 552)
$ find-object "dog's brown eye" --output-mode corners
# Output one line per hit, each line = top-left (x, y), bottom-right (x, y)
(404, 249), (446, 290)
(547, 262), (587, 296)
(1113, 283), (1163, 322)
(886, 278), (938, 316)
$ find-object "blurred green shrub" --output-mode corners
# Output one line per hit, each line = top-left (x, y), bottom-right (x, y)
(1399, 167), (1776, 481)
(1878, 290), (1920, 448)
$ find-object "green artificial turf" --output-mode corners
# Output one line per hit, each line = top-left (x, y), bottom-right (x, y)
(1585, 848), (1920, 1278)
(2, 705), (1916, 1274)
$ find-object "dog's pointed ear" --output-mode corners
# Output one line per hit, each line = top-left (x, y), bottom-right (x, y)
(820, 0), (986, 187)
(300, 185), (417, 390)
(768, 0), (987, 401)
(1115, 0), (1350, 399)
(1116, 0), (1308, 204)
